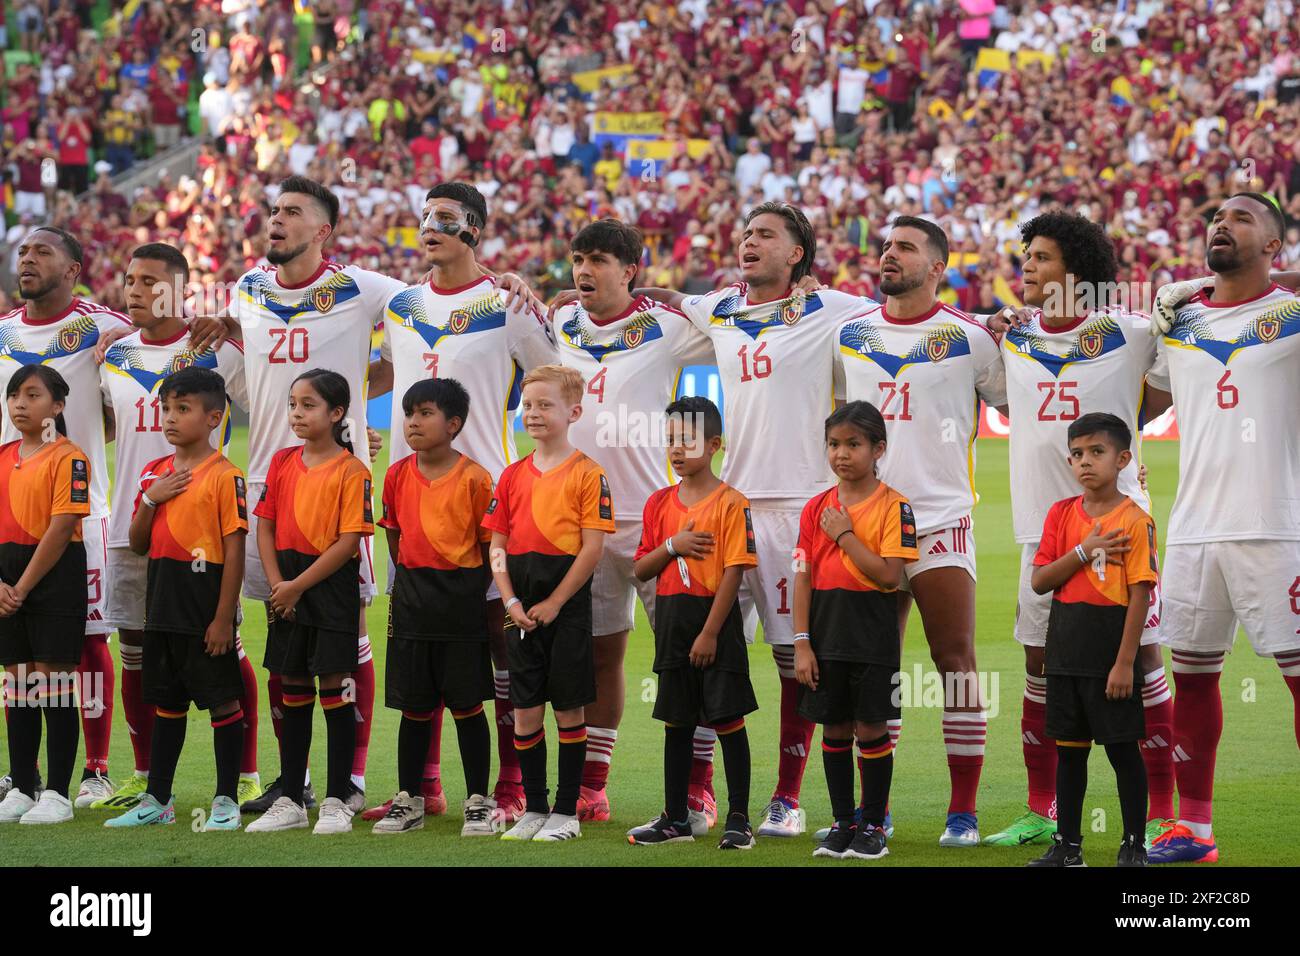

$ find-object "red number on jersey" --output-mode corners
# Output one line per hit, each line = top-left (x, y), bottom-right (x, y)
(587, 366), (608, 403)
(423, 352), (439, 376)
(269, 327), (310, 364)
(1036, 380), (1080, 421)
(737, 342), (773, 382)
(878, 381), (913, 421)
(1289, 576), (1300, 616)
(134, 396), (162, 432)
(1216, 370), (1239, 409)
(775, 577), (790, 614)
(86, 568), (102, 605)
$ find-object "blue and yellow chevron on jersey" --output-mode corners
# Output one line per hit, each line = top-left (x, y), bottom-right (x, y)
(839, 318), (972, 378)
(385, 286), (507, 350)
(1004, 314), (1129, 378)
(237, 268), (363, 324)
(559, 310), (665, 363)
(1164, 296), (1300, 367)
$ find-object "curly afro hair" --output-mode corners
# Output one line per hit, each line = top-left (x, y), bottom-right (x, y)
(1019, 210), (1118, 289)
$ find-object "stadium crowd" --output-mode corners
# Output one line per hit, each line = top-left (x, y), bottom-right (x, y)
(2, 0), (1299, 316)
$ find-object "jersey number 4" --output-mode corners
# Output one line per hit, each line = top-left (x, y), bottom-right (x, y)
(268, 327), (310, 364)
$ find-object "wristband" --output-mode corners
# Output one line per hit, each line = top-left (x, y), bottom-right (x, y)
(141, 491), (159, 508)
(1074, 543), (1088, 565)
(793, 632), (811, 642)
(504, 596), (522, 612)
(834, 528), (854, 547)
(665, 536), (679, 557)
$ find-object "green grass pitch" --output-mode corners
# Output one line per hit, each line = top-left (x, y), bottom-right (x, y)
(3, 433), (1295, 867)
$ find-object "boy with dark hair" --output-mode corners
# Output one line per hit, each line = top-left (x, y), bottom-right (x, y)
(1028, 411), (1157, 867)
(106, 367), (249, 831)
(630, 396), (758, 849)
(373, 378), (497, 836)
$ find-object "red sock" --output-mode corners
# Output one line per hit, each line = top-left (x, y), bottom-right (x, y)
(1277, 651), (1300, 749)
(1171, 653), (1224, 826)
(943, 711), (986, 815)
(582, 727), (616, 790)
(689, 726), (716, 790)
(352, 654), (375, 778)
(79, 634), (114, 774)
(237, 650), (259, 775)
(1022, 676), (1056, 819)
(1141, 667), (1175, 820)
(493, 669), (520, 787)
(775, 674), (814, 803)
(424, 702), (444, 781)
(119, 642), (151, 774)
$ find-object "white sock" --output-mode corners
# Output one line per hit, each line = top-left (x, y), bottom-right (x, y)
(350, 773), (365, 791)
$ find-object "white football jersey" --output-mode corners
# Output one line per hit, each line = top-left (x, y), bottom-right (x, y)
(553, 295), (714, 515)
(99, 329), (248, 547)
(382, 275), (556, 481)
(1147, 283), (1300, 543)
(679, 285), (872, 499)
(0, 297), (132, 515)
(835, 301), (1007, 535)
(1002, 308), (1155, 543)
(230, 261), (404, 483)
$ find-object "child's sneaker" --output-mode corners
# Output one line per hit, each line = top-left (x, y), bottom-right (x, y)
(104, 792), (174, 827)
(1117, 835), (1148, 867)
(756, 797), (805, 837)
(0, 788), (36, 823)
(246, 796), (309, 832)
(313, 796), (354, 834)
(501, 810), (549, 841)
(74, 770), (114, 809)
(717, 812), (754, 850)
(576, 785), (610, 822)
(202, 796), (241, 831)
(1147, 823), (1218, 864)
(1027, 833), (1086, 867)
(813, 822), (856, 859)
(461, 794), (497, 836)
(843, 823), (889, 860)
(533, 812), (581, 842)
(21, 790), (74, 824)
(373, 791), (424, 834)
(236, 774), (262, 808)
(627, 813), (694, 846)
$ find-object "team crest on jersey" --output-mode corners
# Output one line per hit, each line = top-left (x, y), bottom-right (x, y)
(780, 297), (803, 326)
(448, 309), (471, 335)
(622, 325), (645, 349)
(1256, 317), (1280, 342)
(59, 326), (83, 353)
(1079, 330), (1103, 358)
(311, 287), (336, 313)
(925, 335), (950, 363)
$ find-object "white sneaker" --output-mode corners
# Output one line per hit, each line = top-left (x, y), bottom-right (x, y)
(756, 799), (806, 838)
(0, 788), (36, 823)
(21, 789), (74, 824)
(75, 770), (115, 809)
(372, 791), (424, 834)
(245, 796), (309, 832)
(533, 812), (581, 842)
(461, 794), (497, 837)
(313, 796), (354, 834)
(501, 810), (549, 841)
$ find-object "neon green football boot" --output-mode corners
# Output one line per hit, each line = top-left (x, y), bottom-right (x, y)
(982, 809), (1056, 846)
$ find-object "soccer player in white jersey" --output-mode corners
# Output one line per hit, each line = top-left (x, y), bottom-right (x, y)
(638, 202), (875, 837)
(982, 211), (1176, 848)
(833, 217), (1006, 847)
(193, 176), (406, 817)
(367, 181), (555, 824)
(547, 218), (716, 826)
(89, 243), (261, 811)
(0, 226), (130, 809)
(1140, 193), (1300, 864)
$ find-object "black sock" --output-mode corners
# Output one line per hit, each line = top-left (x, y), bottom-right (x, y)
(146, 708), (188, 802)
(1105, 741), (1149, 843)
(279, 684), (315, 806)
(554, 723), (587, 817)
(663, 724), (693, 823)
(398, 712), (433, 796)
(515, 728), (548, 814)
(822, 735), (855, 824)
(211, 708), (243, 801)
(43, 686), (80, 799)
(1055, 744), (1090, 845)
(856, 734), (894, 828)
(320, 688), (355, 801)
(452, 705), (491, 798)
(6, 699), (42, 798)
(716, 719), (750, 819)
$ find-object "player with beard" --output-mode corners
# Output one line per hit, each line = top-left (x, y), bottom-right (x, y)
(0, 227), (130, 810)
(834, 217), (1006, 847)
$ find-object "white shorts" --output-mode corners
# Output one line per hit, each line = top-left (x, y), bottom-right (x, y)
(104, 546), (147, 631)
(591, 520), (656, 637)
(245, 480), (377, 604)
(1160, 540), (1300, 656)
(83, 515), (110, 636)
(1014, 541), (1164, 648)
(738, 500), (801, 646)
(901, 517), (977, 588)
